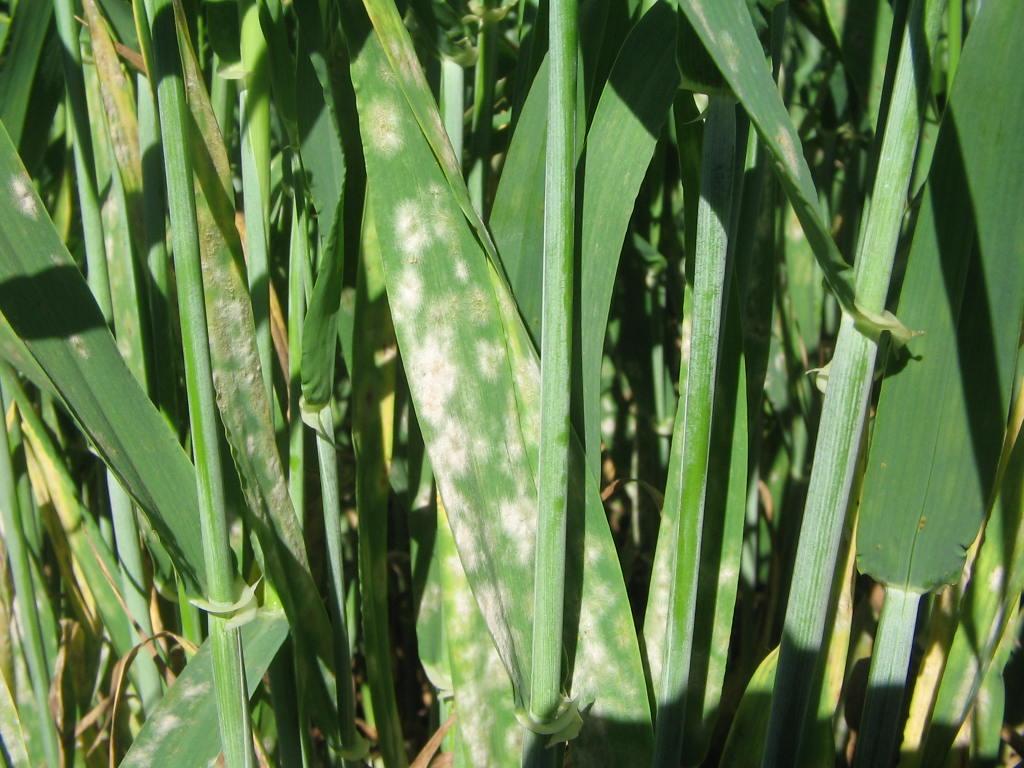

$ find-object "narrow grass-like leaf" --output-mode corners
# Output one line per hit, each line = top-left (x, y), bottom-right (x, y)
(650, 96), (737, 768)
(821, 0), (895, 130)
(171, 0), (335, 665)
(854, 1), (1024, 757)
(488, 56), (581, 340)
(15, 386), (135, 659)
(915, 384), (1024, 766)
(0, 384), (57, 766)
(678, 0), (911, 343)
(854, 587), (921, 767)
(0, 0), (52, 148)
(0, 124), (208, 593)
(407, 446), (449, 696)
(0, 664), (29, 768)
(353, 210), (407, 766)
(437, 500), (522, 766)
(293, 10), (349, 410)
(137, 0), (254, 761)
(356, 0), (502, 267)
(83, 0), (145, 258)
(528, 0), (579, 741)
(54, 0), (112, 322)
(857, 0), (1024, 594)
(762, 2), (944, 761)
(680, 287), (749, 765)
(351, 26), (654, 764)
(490, 1), (676, 368)
(574, 2), (678, 481)
(719, 647), (779, 768)
(237, 0), (274, 396)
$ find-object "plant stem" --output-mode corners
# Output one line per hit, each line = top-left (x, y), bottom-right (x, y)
(652, 96), (737, 768)
(141, 0), (254, 763)
(528, 0), (577, 737)
(761, 0), (945, 763)
(854, 586), (921, 768)
(53, 0), (111, 322)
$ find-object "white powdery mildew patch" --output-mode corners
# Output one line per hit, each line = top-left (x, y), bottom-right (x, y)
(460, 692), (496, 766)
(69, 334), (89, 359)
(453, 580), (475, 622)
(391, 268), (423, 321)
(498, 497), (533, 565)
(377, 61), (398, 86)
(125, 742), (155, 766)
(474, 582), (501, 630)
(717, 563), (738, 588)
(581, 632), (611, 671)
(776, 128), (802, 178)
(366, 99), (403, 157)
(11, 175), (37, 218)
(504, 408), (525, 463)
(988, 565), (1005, 593)
(340, 287), (356, 312)
(587, 578), (614, 609)
(515, 358), (540, 405)
(446, 499), (485, 576)
(470, 435), (491, 464)
(467, 286), (490, 325)
(425, 183), (458, 242)
(432, 423), (469, 478)
(179, 679), (211, 704)
(475, 339), (505, 380)
(503, 723), (523, 756)
(584, 540), (603, 568)
(613, 611), (635, 651)
(407, 330), (457, 426)
(153, 713), (182, 738)
(718, 29), (740, 73)
(375, 344), (398, 367)
(394, 199), (431, 261)
(455, 636), (485, 669)
(645, 563), (673, 679)
(454, 258), (469, 283)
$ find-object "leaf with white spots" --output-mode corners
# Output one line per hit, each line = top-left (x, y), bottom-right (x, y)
(437, 502), (522, 768)
(348, 26), (654, 764)
(171, 2), (340, 717)
(121, 611), (288, 767)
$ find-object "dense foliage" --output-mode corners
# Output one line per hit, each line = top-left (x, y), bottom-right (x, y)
(0, 0), (1021, 765)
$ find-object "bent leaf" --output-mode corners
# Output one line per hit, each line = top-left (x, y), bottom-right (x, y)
(0, 123), (207, 594)
(679, 0), (912, 343)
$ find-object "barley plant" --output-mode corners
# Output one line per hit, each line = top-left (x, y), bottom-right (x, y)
(0, 0), (1021, 764)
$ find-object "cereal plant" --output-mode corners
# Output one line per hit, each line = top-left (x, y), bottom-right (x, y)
(0, 0), (1021, 765)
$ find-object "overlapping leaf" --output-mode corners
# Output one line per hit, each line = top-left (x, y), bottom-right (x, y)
(349, 17), (653, 763)
(0, 124), (208, 594)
